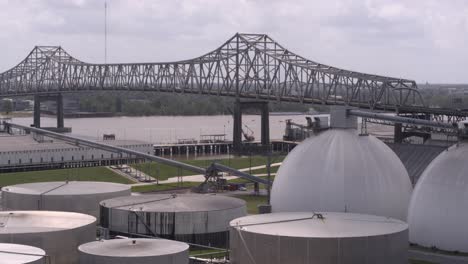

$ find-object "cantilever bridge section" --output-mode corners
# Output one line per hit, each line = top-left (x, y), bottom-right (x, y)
(0, 33), (466, 120)
(0, 34), (421, 107)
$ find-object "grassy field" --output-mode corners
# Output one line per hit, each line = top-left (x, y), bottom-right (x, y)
(132, 155), (285, 181)
(131, 181), (200, 192)
(189, 248), (227, 258)
(0, 167), (133, 186)
(231, 194), (268, 214)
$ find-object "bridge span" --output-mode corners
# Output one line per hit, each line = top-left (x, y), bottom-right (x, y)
(1, 33), (466, 122)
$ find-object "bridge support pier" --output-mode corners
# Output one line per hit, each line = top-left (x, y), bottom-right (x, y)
(232, 100), (270, 154)
(394, 123), (403, 143)
(32, 94), (70, 133)
(33, 95), (41, 128)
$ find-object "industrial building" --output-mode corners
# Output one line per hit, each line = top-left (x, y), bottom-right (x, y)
(0, 134), (153, 172)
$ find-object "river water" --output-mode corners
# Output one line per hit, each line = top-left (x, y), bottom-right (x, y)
(11, 114), (317, 144)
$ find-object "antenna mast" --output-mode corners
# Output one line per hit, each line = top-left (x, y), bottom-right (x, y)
(104, 0), (107, 64)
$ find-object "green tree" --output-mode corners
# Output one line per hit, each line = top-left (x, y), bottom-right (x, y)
(2, 100), (13, 113)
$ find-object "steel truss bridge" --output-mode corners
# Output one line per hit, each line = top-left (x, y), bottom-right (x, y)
(0, 33), (466, 121)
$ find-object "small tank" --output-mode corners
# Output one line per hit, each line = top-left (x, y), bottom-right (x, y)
(79, 238), (189, 264)
(0, 243), (46, 264)
(230, 212), (408, 264)
(0, 211), (97, 264)
(2, 181), (131, 219)
(100, 193), (247, 247)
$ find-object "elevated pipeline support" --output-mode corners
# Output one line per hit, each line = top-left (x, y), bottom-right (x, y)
(348, 109), (458, 141)
(4, 122), (269, 186)
(233, 100), (270, 154)
(206, 163), (270, 186)
(348, 109), (457, 131)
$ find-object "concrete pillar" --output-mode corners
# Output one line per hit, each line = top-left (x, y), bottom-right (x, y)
(233, 100), (242, 152)
(394, 123), (403, 143)
(261, 103), (270, 146)
(57, 93), (64, 129)
(33, 95), (41, 128)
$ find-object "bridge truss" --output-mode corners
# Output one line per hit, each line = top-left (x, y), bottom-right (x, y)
(0, 33), (465, 120)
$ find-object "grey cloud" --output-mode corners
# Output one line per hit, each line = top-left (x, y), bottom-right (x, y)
(1, 0), (468, 83)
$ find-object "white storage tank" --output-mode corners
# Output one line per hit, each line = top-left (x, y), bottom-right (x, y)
(408, 142), (468, 253)
(0, 211), (97, 264)
(0, 243), (46, 264)
(100, 193), (247, 247)
(78, 238), (189, 264)
(230, 212), (409, 264)
(2, 181), (131, 219)
(271, 129), (412, 220)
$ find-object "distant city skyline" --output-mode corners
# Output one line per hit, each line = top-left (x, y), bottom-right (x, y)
(1, 0), (467, 83)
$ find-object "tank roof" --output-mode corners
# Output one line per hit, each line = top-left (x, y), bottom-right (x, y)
(409, 142), (468, 252)
(0, 211), (96, 234)
(271, 129), (412, 220)
(230, 212), (408, 238)
(0, 243), (45, 263)
(2, 181), (130, 195)
(79, 238), (189, 257)
(100, 194), (246, 212)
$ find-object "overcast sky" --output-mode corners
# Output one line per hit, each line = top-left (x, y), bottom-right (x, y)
(1, 0), (467, 83)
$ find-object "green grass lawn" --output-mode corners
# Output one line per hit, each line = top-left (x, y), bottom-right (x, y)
(132, 155), (285, 181)
(231, 194), (268, 214)
(131, 182), (200, 193)
(249, 165), (280, 175)
(0, 167), (133, 187)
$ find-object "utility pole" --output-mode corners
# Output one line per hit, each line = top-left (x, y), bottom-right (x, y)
(104, 0), (108, 64)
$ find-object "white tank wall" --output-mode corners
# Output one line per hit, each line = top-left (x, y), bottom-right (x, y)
(104, 207), (246, 235)
(0, 243), (46, 264)
(0, 211), (97, 264)
(229, 212), (409, 264)
(78, 239), (189, 264)
(408, 143), (468, 253)
(2, 181), (131, 219)
(100, 194), (246, 247)
(271, 129), (412, 220)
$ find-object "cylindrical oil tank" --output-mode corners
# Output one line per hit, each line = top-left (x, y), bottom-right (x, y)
(2, 181), (131, 219)
(230, 212), (409, 264)
(271, 129), (412, 220)
(0, 243), (46, 264)
(78, 238), (189, 264)
(0, 211), (97, 264)
(100, 194), (247, 247)
(408, 142), (468, 253)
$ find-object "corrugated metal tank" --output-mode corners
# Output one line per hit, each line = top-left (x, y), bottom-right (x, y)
(2, 181), (131, 219)
(78, 238), (189, 264)
(408, 143), (468, 253)
(230, 212), (409, 264)
(271, 129), (412, 220)
(100, 193), (247, 247)
(0, 211), (97, 264)
(0, 243), (46, 264)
